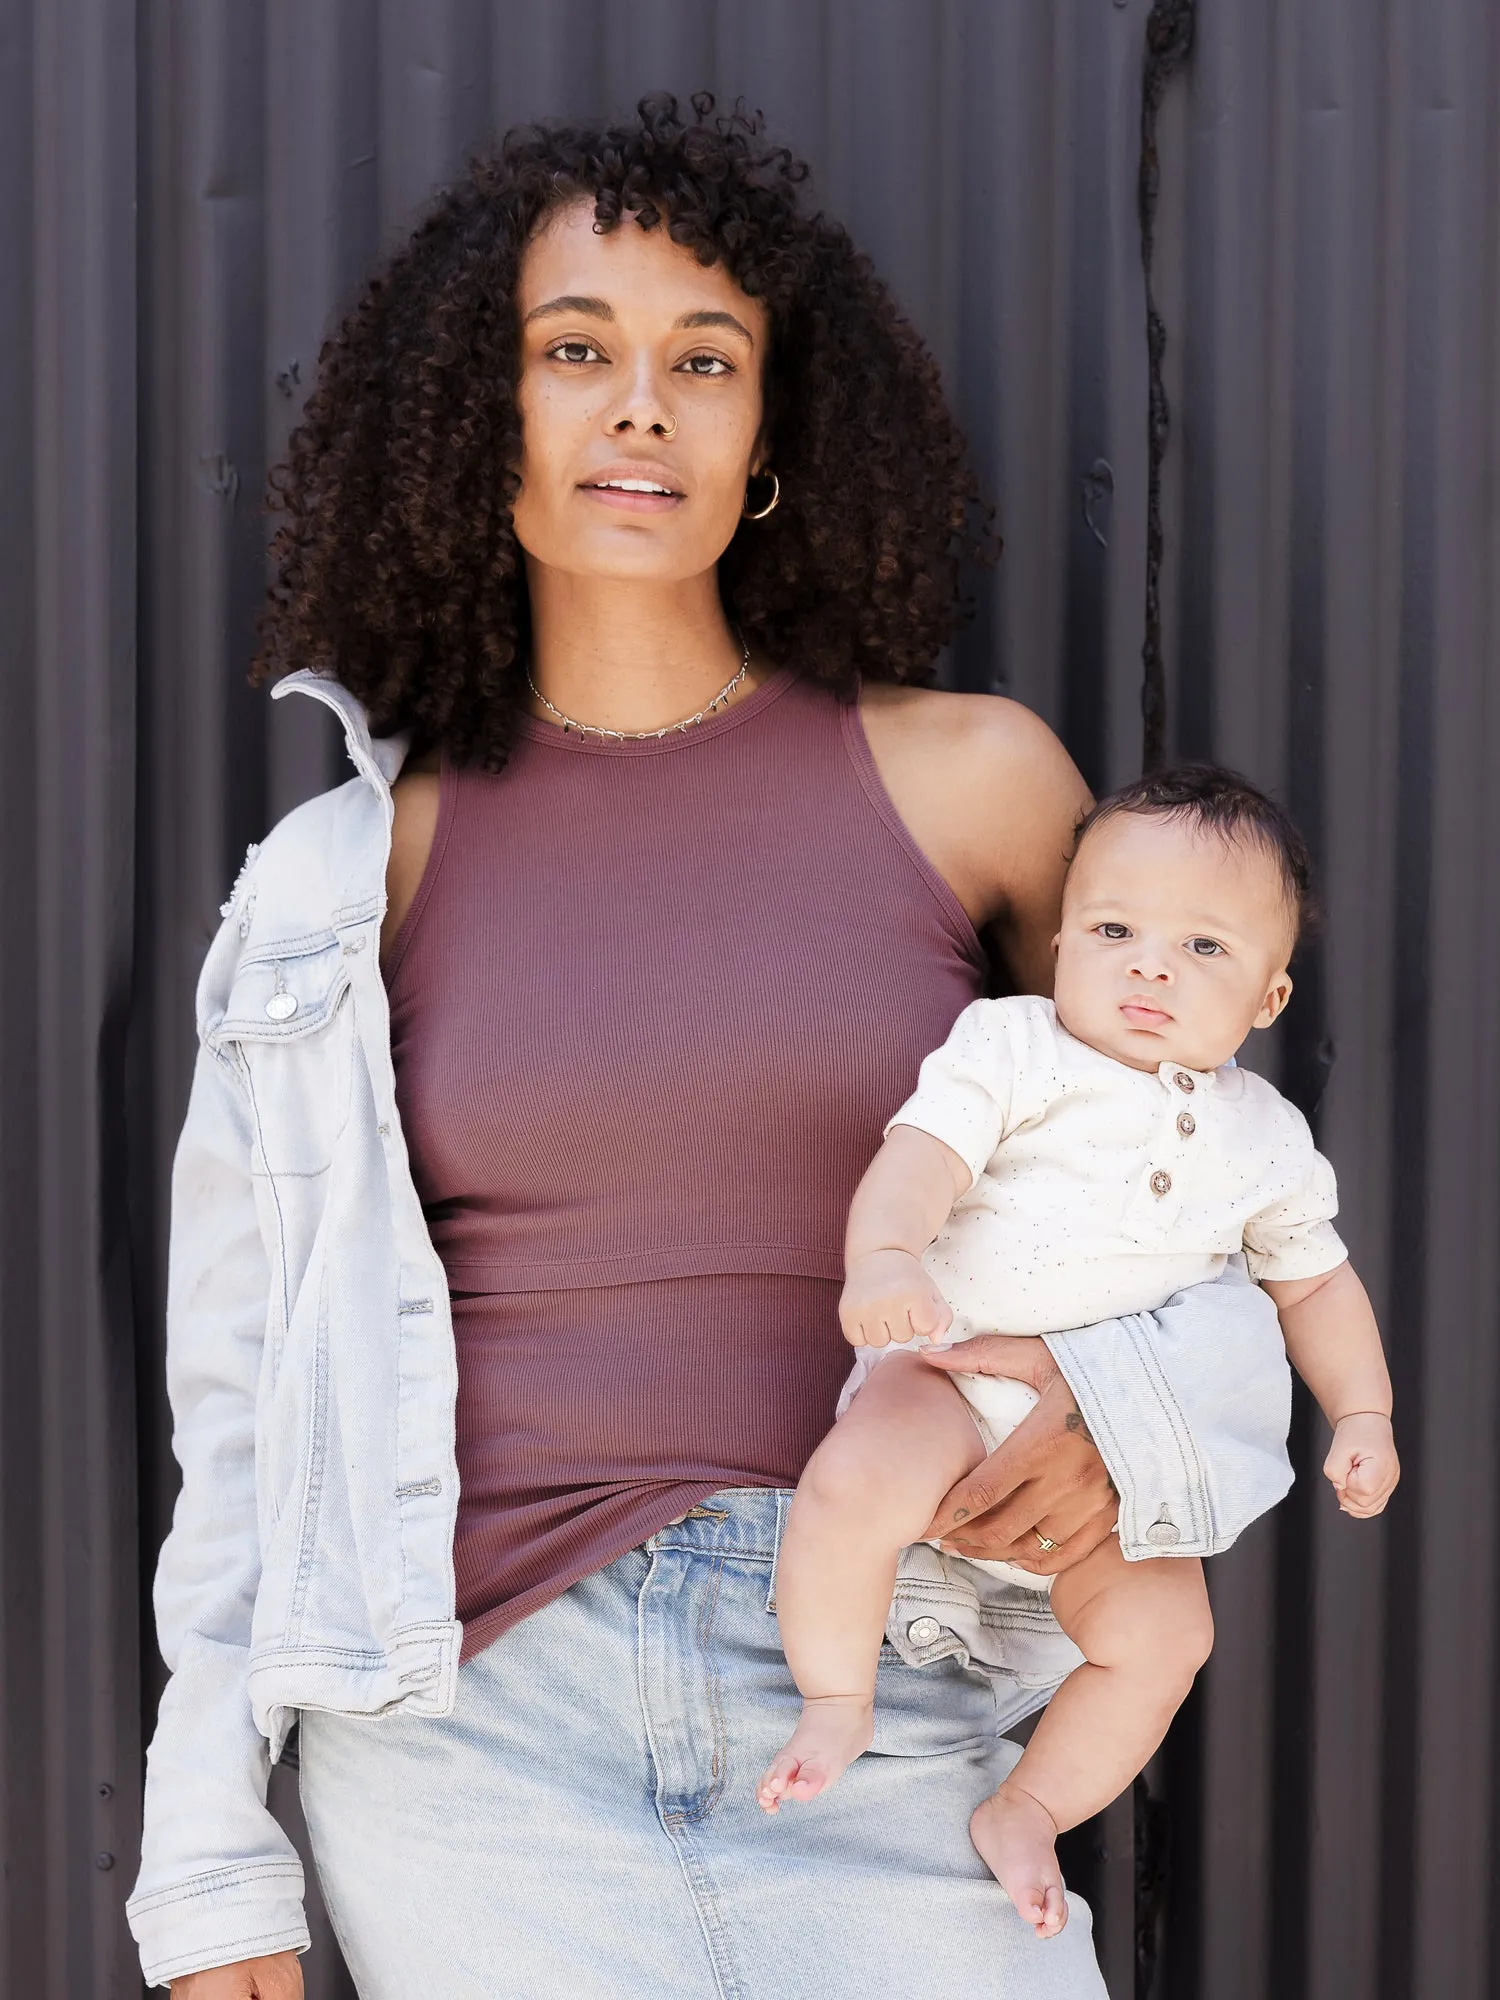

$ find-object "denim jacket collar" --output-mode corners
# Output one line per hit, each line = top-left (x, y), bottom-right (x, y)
(271, 668), (413, 799)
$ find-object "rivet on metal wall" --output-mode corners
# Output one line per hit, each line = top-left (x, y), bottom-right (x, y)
(1082, 459), (1114, 548)
(196, 452), (240, 503)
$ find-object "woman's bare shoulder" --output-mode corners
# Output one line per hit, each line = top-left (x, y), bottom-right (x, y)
(856, 684), (1090, 985)
(862, 681), (1087, 867)
(860, 681), (1075, 779)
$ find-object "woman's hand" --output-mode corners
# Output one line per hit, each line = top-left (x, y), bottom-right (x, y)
(920, 1337), (1117, 1571)
(171, 1953), (304, 1999)
(839, 1248), (954, 1349)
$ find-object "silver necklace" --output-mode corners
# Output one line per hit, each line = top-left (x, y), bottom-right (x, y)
(525, 630), (751, 742)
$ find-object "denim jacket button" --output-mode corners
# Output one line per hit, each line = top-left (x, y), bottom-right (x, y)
(906, 1616), (942, 1646)
(1145, 1512), (1182, 1547)
(265, 992), (299, 1021)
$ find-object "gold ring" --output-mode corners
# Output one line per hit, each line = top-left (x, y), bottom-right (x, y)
(1034, 1531), (1058, 1554)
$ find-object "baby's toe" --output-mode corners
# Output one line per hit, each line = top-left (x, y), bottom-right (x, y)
(1039, 1885), (1069, 1938)
(756, 1755), (799, 1808)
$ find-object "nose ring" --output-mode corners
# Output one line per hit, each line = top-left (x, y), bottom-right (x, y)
(658, 413), (678, 439)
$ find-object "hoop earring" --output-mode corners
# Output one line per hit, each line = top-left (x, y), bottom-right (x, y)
(742, 470), (780, 520)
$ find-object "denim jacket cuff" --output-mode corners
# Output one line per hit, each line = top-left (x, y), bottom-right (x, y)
(1044, 1316), (1215, 1557)
(128, 1860), (309, 1990)
(1043, 1262), (1295, 1561)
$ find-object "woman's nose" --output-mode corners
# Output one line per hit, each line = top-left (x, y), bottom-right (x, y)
(608, 358), (674, 437)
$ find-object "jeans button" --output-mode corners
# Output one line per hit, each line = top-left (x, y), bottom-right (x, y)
(906, 1616), (943, 1646)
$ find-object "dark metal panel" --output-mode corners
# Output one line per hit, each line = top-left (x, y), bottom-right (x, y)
(1149, 3), (1500, 1998)
(2, 0), (142, 1992)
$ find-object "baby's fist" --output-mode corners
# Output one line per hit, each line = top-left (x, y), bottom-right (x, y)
(839, 1249), (953, 1349)
(1324, 1412), (1399, 1517)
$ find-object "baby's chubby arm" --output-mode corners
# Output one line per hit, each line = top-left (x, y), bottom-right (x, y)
(839, 1125), (971, 1347)
(1262, 1263), (1399, 1517)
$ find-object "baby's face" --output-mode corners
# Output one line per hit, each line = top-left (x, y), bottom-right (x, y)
(1052, 812), (1296, 1073)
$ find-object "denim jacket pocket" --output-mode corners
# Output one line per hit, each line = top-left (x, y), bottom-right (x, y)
(212, 936), (355, 1178)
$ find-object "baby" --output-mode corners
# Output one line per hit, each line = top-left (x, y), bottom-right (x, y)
(755, 765), (1399, 1937)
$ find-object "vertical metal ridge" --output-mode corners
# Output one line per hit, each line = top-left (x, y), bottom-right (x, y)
(9, 0), (142, 1990)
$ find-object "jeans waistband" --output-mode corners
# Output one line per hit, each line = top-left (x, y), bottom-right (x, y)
(646, 1486), (792, 1560)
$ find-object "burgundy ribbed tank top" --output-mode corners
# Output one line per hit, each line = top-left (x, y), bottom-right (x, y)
(383, 668), (985, 1659)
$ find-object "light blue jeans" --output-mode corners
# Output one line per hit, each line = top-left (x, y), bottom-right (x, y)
(298, 1489), (1107, 1999)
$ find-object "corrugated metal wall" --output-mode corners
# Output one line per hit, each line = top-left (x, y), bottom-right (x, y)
(6, 1), (1497, 1993)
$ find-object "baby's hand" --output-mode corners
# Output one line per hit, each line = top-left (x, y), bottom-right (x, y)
(839, 1250), (953, 1349)
(1324, 1412), (1400, 1517)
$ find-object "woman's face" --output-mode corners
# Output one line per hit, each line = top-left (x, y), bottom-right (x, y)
(511, 200), (771, 583)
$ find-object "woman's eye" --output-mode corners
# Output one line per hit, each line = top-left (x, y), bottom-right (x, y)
(1187, 937), (1225, 957)
(548, 340), (603, 365)
(1096, 923), (1131, 941)
(677, 353), (732, 377)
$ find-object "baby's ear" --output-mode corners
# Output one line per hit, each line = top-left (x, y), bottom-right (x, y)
(1253, 971), (1294, 1031)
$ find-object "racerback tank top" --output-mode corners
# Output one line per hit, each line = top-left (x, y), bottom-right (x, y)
(383, 668), (985, 1659)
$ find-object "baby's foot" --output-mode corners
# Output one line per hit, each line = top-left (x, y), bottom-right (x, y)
(756, 1695), (875, 1812)
(969, 1782), (1068, 1938)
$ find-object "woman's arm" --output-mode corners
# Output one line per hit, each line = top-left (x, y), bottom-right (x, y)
(924, 1260), (1295, 1569)
(858, 686), (1092, 992)
(126, 1042), (311, 1988)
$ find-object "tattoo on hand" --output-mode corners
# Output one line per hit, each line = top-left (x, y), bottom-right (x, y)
(1064, 1408), (1095, 1447)
(952, 1507), (970, 1522)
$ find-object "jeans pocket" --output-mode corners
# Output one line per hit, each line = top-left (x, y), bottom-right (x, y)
(870, 1646), (998, 1759)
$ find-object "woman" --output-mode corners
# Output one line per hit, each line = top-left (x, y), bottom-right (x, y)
(130, 97), (1295, 1997)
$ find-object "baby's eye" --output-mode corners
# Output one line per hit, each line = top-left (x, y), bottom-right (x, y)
(677, 353), (732, 376)
(547, 339), (604, 365)
(1186, 937), (1225, 957)
(1095, 923), (1131, 941)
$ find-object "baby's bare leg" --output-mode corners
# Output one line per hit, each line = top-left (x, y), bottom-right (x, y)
(970, 1541), (1213, 1938)
(756, 1351), (985, 1811)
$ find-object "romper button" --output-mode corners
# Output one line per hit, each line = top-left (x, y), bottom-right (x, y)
(1177, 1111), (1196, 1137)
(1174, 1070), (1196, 1093)
(264, 992), (298, 1021)
(1150, 1169), (1172, 1198)
(906, 1617), (942, 1647)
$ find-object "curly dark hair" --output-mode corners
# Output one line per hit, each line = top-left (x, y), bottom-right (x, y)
(251, 91), (994, 769)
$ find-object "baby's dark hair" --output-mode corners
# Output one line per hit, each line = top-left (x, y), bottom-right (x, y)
(1071, 764), (1317, 946)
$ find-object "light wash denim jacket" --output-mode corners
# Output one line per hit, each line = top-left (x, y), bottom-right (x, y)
(126, 670), (1295, 1986)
